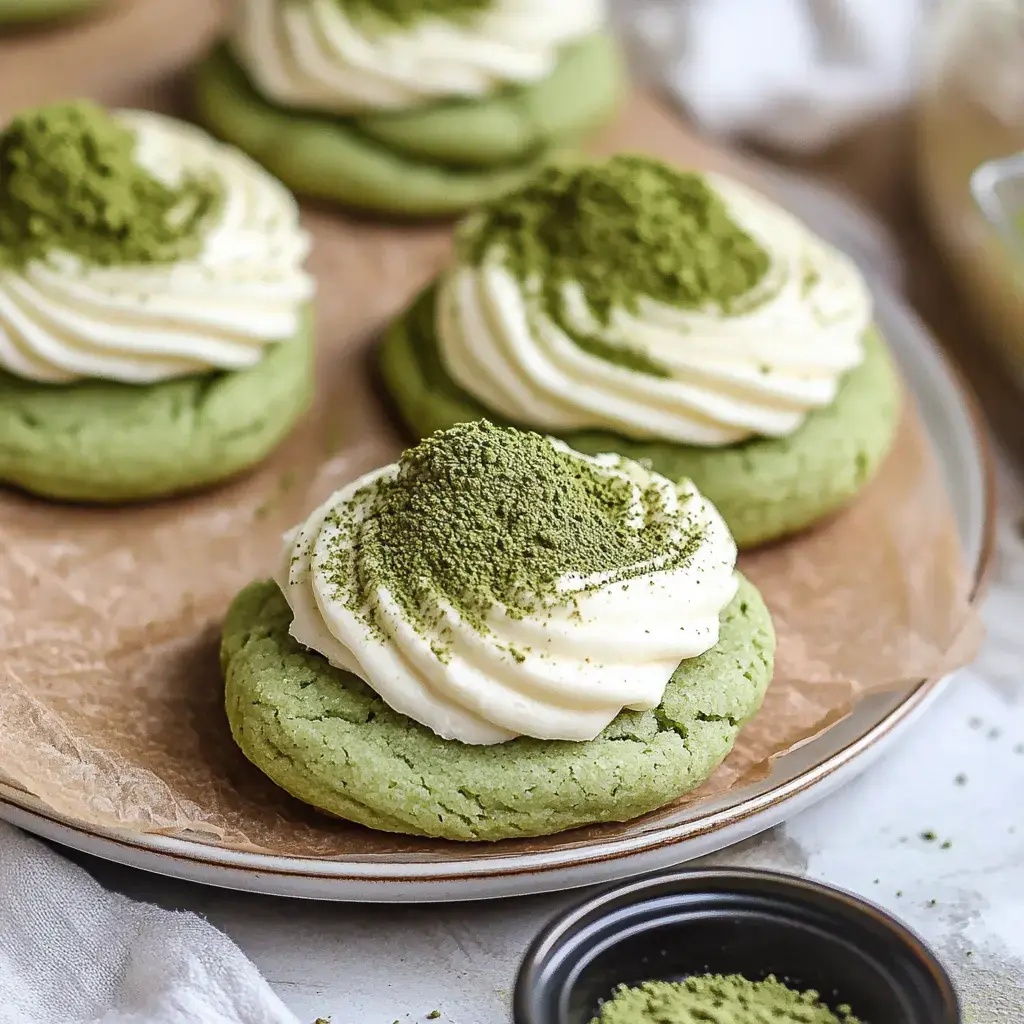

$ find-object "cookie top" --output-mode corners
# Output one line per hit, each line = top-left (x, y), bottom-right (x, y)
(276, 421), (739, 745)
(222, 574), (774, 841)
(0, 100), (313, 385)
(436, 156), (872, 446)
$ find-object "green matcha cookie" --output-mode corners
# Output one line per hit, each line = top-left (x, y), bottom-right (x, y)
(192, 35), (624, 218)
(0, 319), (313, 503)
(0, 0), (104, 25)
(222, 574), (774, 842)
(379, 286), (902, 548)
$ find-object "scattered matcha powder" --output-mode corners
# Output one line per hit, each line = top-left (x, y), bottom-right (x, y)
(941, 840), (953, 850)
(458, 156), (772, 376)
(322, 421), (704, 658)
(590, 975), (862, 1024)
(921, 830), (938, 842)
(0, 100), (221, 271)
(426, 1013), (441, 1020)
(338, 0), (491, 29)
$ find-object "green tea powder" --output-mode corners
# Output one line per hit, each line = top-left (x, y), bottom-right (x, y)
(338, 0), (492, 29)
(591, 975), (863, 1024)
(322, 421), (703, 652)
(0, 99), (221, 270)
(458, 155), (772, 375)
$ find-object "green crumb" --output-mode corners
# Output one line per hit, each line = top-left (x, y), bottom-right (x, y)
(324, 421), (705, 656)
(0, 100), (221, 271)
(955, 773), (968, 785)
(941, 840), (953, 850)
(313, 1018), (330, 1024)
(338, 0), (491, 29)
(801, 265), (821, 297)
(426, 1013), (441, 1020)
(921, 830), (938, 842)
(896, 890), (903, 897)
(590, 975), (862, 1024)
(458, 155), (772, 376)
(928, 899), (937, 907)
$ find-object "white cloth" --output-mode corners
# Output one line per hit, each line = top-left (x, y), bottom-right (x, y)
(0, 823), (298, 1024)
(628, 0), (931, 153)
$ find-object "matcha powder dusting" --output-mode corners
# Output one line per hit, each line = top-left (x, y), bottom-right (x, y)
(0, 100), (221, 271)
(591, 975), (863, 1024)
(329, 421), (703, 644)
(458, 155), (772, 373)
(337, 0), (492, 29)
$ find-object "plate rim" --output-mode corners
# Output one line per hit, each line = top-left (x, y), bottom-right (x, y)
(0, 292), (997, 891)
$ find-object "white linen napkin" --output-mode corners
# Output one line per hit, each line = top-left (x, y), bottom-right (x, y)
(0, 822), (298, 1024)
(626, 0), (932, 153)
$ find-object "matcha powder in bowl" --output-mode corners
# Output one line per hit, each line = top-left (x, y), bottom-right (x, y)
(591, 975), (863, 1024)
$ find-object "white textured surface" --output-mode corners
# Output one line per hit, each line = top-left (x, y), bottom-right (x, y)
(68, 452), (1024, 1024)
(0, 823), (295, 1024)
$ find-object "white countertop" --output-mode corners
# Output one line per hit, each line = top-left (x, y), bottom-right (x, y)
(67, 452), (1024, 1024)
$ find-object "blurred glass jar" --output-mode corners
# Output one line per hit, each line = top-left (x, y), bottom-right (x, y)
(918, 0), (1024, 377)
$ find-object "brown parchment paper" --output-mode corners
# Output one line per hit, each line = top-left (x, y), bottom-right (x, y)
(0, 23), (984, 856)
(0, 0), (224, 118)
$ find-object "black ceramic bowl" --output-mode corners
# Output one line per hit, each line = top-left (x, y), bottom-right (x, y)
(514, 869), (960, 1024)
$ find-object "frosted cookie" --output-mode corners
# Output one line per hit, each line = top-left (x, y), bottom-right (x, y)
(378, 155), (901, 546)
(0, 100), (315, 503)
(193, 0), (625, 217)
(222, 421), (775, 841)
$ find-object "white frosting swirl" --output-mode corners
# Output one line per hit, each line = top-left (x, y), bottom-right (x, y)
(277, 442), (738, 745)
(0, 111), (314, 385)
(231, 0), (606, 114)
(437, 174), (872, 446)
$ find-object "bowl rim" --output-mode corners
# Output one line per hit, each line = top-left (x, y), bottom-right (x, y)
(513, 867), (961, 1024)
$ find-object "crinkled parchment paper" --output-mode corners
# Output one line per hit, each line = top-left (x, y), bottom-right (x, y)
(0, 43), (984, 854)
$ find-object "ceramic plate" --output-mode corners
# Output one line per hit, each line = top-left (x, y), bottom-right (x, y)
(0, 280), (995, 902)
